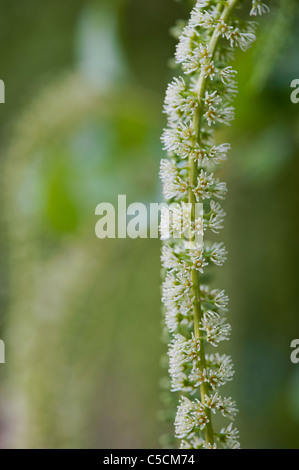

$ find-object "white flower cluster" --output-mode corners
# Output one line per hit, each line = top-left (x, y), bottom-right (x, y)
(160, 0), (268, 449)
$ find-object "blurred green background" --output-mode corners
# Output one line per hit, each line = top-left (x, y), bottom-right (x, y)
(0, 0), (299, 449)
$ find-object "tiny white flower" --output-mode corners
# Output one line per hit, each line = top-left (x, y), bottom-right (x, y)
(250, 0), (269, 16)
(164, 77), (198, 124)
(188, 243), (207, 272)
(209, 143), (231, 164)
(215, 19), (232, 39)
(204, 106), (218, 126)
(160, 159), (188, 200)
(175, 25), (197, 65)
(196, 44), (211, 63)
(220, 66), (237, 85)
(190, 144), (208, 164)
(193, 171), (227, 201)
(195, 11), (215, 29)
(217, 396), (238, 419)
(205, 242), (228, 266)
(219, 423), (240, 449)
(229, 28), (256, 51)
(204, 90), (221, 108)
(202, 61), (216, 80)
(161, 244), (181, 270)
(200, 311), (231, 346)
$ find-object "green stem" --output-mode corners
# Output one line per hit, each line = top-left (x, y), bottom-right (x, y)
(188, 0), (240, 446)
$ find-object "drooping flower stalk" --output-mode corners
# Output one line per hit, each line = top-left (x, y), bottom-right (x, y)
(160, 0), (269, 449)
